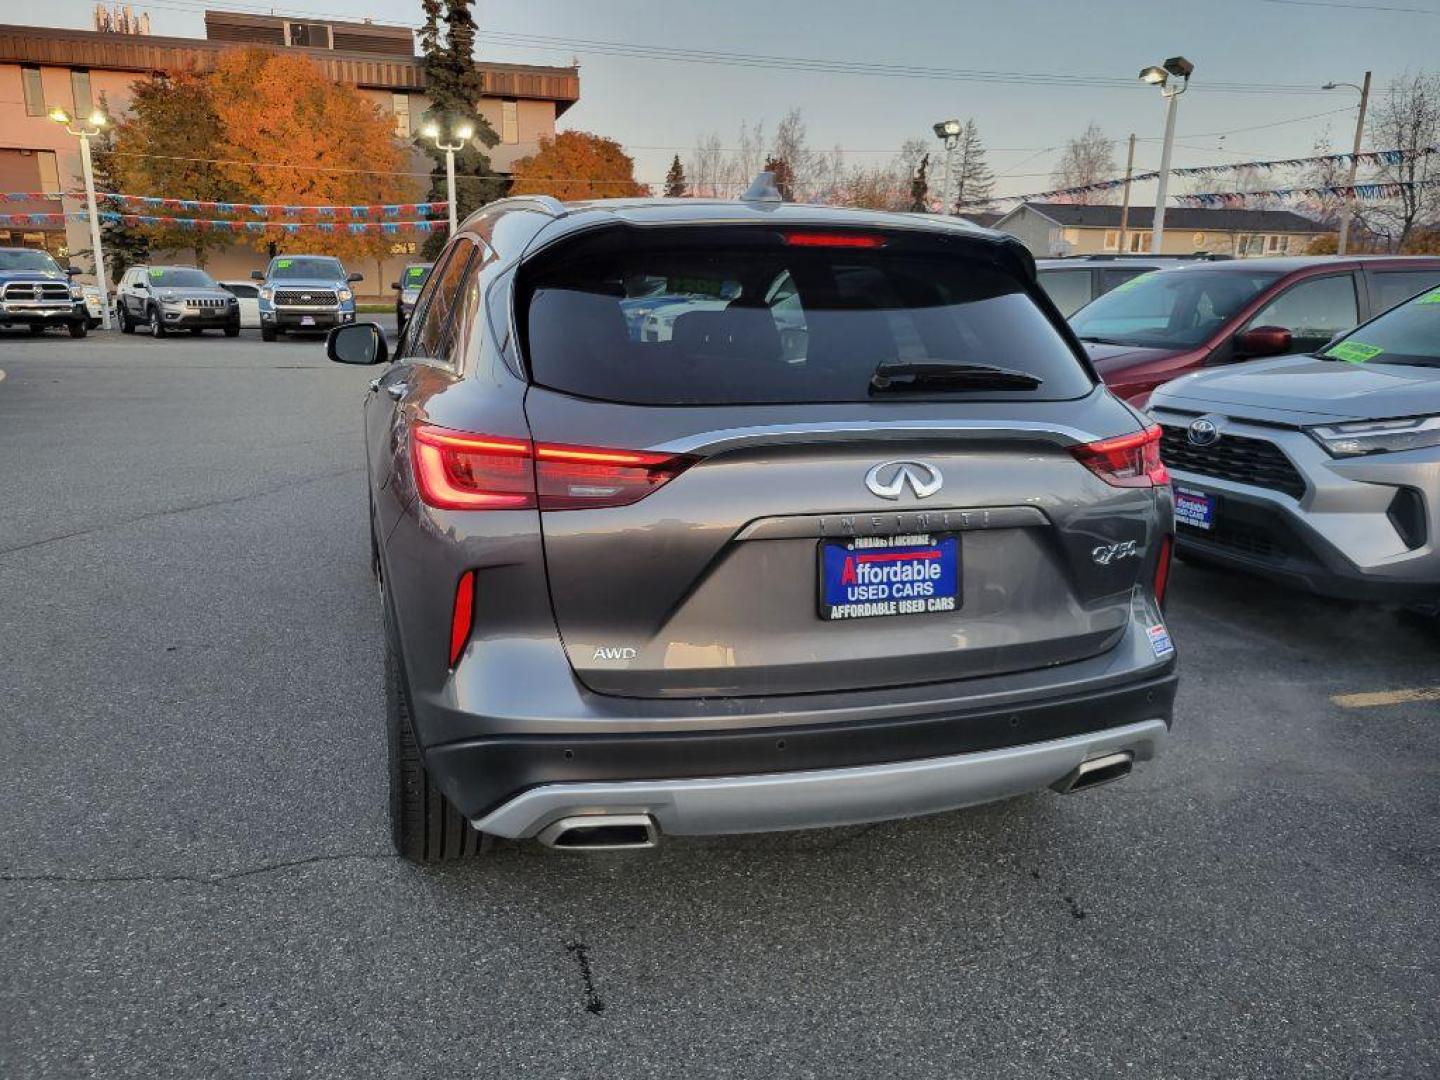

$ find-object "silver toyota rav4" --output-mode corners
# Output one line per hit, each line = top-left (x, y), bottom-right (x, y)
(1150, 283), (1440, 604)
(328, 187), (1179, 862)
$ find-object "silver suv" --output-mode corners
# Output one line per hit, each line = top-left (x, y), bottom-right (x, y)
(327, 190), (1179, 862)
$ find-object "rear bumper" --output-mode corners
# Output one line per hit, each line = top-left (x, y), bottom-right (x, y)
(429, 666), (1177, 832)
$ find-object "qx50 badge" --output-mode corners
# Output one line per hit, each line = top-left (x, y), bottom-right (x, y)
(1092, 540), (1142, 566)
(864, 460), (944, 501)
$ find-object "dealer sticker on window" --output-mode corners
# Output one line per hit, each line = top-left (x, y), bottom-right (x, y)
(1324, 340), (1384, 364)
(1147, 623), (1175, 657)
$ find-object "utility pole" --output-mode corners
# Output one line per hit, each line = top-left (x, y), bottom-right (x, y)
(1337, 71), (1371, 255)
(1117, 133), (1136, 253)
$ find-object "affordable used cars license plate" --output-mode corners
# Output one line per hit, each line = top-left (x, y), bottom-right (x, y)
(1174, 486), (1215, 530)
(818, 534), (960, 620)
(300, 315), (316, 326)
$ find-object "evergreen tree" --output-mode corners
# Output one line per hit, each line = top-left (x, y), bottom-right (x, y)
(951, 119), (993, 213)
(909, 152), (929, 212)
(664, 154), (688, 197)
(416, 0), (502, 256)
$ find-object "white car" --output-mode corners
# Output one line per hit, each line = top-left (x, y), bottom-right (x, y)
(81, 284), (103, 328)
(218, 280), (262, 329)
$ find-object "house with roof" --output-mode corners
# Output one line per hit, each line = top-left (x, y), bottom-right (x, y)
(990, 202), (1334, 259)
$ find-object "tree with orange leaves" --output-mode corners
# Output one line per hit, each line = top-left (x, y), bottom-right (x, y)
(510, 132), (650, 202)
(207, 48), (421, 271)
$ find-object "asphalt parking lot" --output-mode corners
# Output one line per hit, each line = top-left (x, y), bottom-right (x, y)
(1, 327), (1436, 1079)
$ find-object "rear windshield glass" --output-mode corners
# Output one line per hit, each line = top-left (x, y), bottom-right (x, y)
(520, 244), (1093, 405)
(148, 268), (215, 287)
(269, 257), (344, 280)
(1322, 287), (1440, 368)
(1070, 268), (1280, 349)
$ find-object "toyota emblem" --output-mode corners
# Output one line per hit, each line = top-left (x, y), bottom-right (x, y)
(301, 293), (312, 301)
(1187, 417), (1220, 447)
(864, 460), (944, 501)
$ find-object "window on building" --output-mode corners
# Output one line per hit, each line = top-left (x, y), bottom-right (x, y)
(70, 70), (92, 119)
(1267, 234), (1289, 255)
(1127, 232), (1146, 252)
(36, 152), (60, 196)
(286, 22), (331, 48)
(1103, 230), (1120, 251)
(502, 99), (519, 144)
(22, 65), (45, 116)
(392, 93), (411, 138)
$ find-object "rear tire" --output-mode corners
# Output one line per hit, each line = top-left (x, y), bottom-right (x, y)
(385, 637), (490, 863)
(261, 325), (277, 342)
(68, 320), (88, 339)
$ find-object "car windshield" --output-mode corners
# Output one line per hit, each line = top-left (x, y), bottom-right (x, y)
(270, 257), (345, 280)
(1320, 287), (1440, 368)
(521, 239), (1094, 405)
(1069, 268), (1280, 349)
(149, 268), (215, 288)
(0, 249), (63, 274)
(403, 265), (431, 288)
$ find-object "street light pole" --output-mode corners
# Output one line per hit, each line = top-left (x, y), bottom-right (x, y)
(50, 108), (111, 330)
(933, 119), (963, 215)
(1324, 72), (1372, 255)
(1139, 57), (1194, 256)
(422, 121), (474, 236)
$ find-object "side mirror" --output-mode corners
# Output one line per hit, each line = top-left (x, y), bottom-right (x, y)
(250, 269), (265, 281)
(65, 266), (81, 277)
(327, 322), (389, 366)
(1234, 325), (1292, 359)
(391, 282), (401, 291)
(347, 272), (364, 283)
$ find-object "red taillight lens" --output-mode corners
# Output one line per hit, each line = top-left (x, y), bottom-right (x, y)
(1154, 534), (1173, 607)
(1070, 425), (1169, 488)
(534, 442), (697, 510)
(412, 426), (534, 510)
(411, 424), (696, 511)
(780, 231), (886, 249)
(449, 570), (475, 667)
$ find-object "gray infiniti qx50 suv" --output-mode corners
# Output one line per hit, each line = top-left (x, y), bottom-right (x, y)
(327, 186), (1179, 862)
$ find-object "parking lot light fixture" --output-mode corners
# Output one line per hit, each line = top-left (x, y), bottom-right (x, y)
(1323, 72), (1372, 255)
(50, 105), (111, 330)
(932, 119), (963, 215)
(422, 122), (471, 234)
(1139, 55), (1193, 255)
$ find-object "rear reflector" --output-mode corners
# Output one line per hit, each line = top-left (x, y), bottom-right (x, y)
(411, 423), (697, 511)
(1070, 425), (1169, 488)
(1154, 534), (1173, 607)
(780, 231), (886, 249)
(449, 570), (475, 667)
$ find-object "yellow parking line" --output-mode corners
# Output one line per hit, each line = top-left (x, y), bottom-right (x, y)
(1331, 688), (1440, 708)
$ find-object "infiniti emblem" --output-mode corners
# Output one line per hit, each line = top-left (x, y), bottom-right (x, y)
(1187, 417), (1220, 446)
(864, 460), (944, 501)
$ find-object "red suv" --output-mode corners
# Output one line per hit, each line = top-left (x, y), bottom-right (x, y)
(1068, 256), (1440, 405)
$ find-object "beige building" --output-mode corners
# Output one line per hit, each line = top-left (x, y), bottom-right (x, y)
(992, 202), (1333, 259)
(0, 13), (579, 292)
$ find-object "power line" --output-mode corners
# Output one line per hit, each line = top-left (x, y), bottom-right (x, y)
(1258, 0), (1440, 13)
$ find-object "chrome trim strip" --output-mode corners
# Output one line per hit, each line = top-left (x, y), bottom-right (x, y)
(473, 719), (1167, 839)
(650, 418), (1100, 455)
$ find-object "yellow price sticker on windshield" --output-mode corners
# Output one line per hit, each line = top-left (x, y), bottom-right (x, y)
(1418, 288), (1440, 304)
(276, 259), (292, 269)
(1112, 273), (1155, 293)
(1325, 340), (1383, 363)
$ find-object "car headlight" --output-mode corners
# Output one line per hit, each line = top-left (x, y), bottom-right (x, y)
(259, 287), (273, 301)
(1307, 415), (1440, 457)
(160, 291), (178, 302)
(337, 288), (353, 302)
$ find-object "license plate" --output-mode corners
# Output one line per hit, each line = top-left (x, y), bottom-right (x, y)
(1174, 486), (1215, 530)
(300, 315), (316, 326)
(818, 534), (960, 620)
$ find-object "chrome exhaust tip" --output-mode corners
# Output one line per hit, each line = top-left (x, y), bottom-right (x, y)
(1051, 750), (1134, 795)
(536, 814), (659, 851)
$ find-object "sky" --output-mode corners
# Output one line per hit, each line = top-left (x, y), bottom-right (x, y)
(12, 0), (1440, 204)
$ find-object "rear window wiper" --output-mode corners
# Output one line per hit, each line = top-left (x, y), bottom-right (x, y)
(869, 361), (1043, 393)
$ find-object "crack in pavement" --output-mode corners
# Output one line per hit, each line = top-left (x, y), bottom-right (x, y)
(0, 465), (364, 560)
(0, 852), (397, 887)
(563, 940), (606, 1015)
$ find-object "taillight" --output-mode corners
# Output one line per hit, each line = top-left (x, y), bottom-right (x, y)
(780, 231), (886, 249)
(1070, 425), (1169, 488)
(1154, 534), (1173, 608)
(411, 424), (696, 511)
(449, 570), (475, 667)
